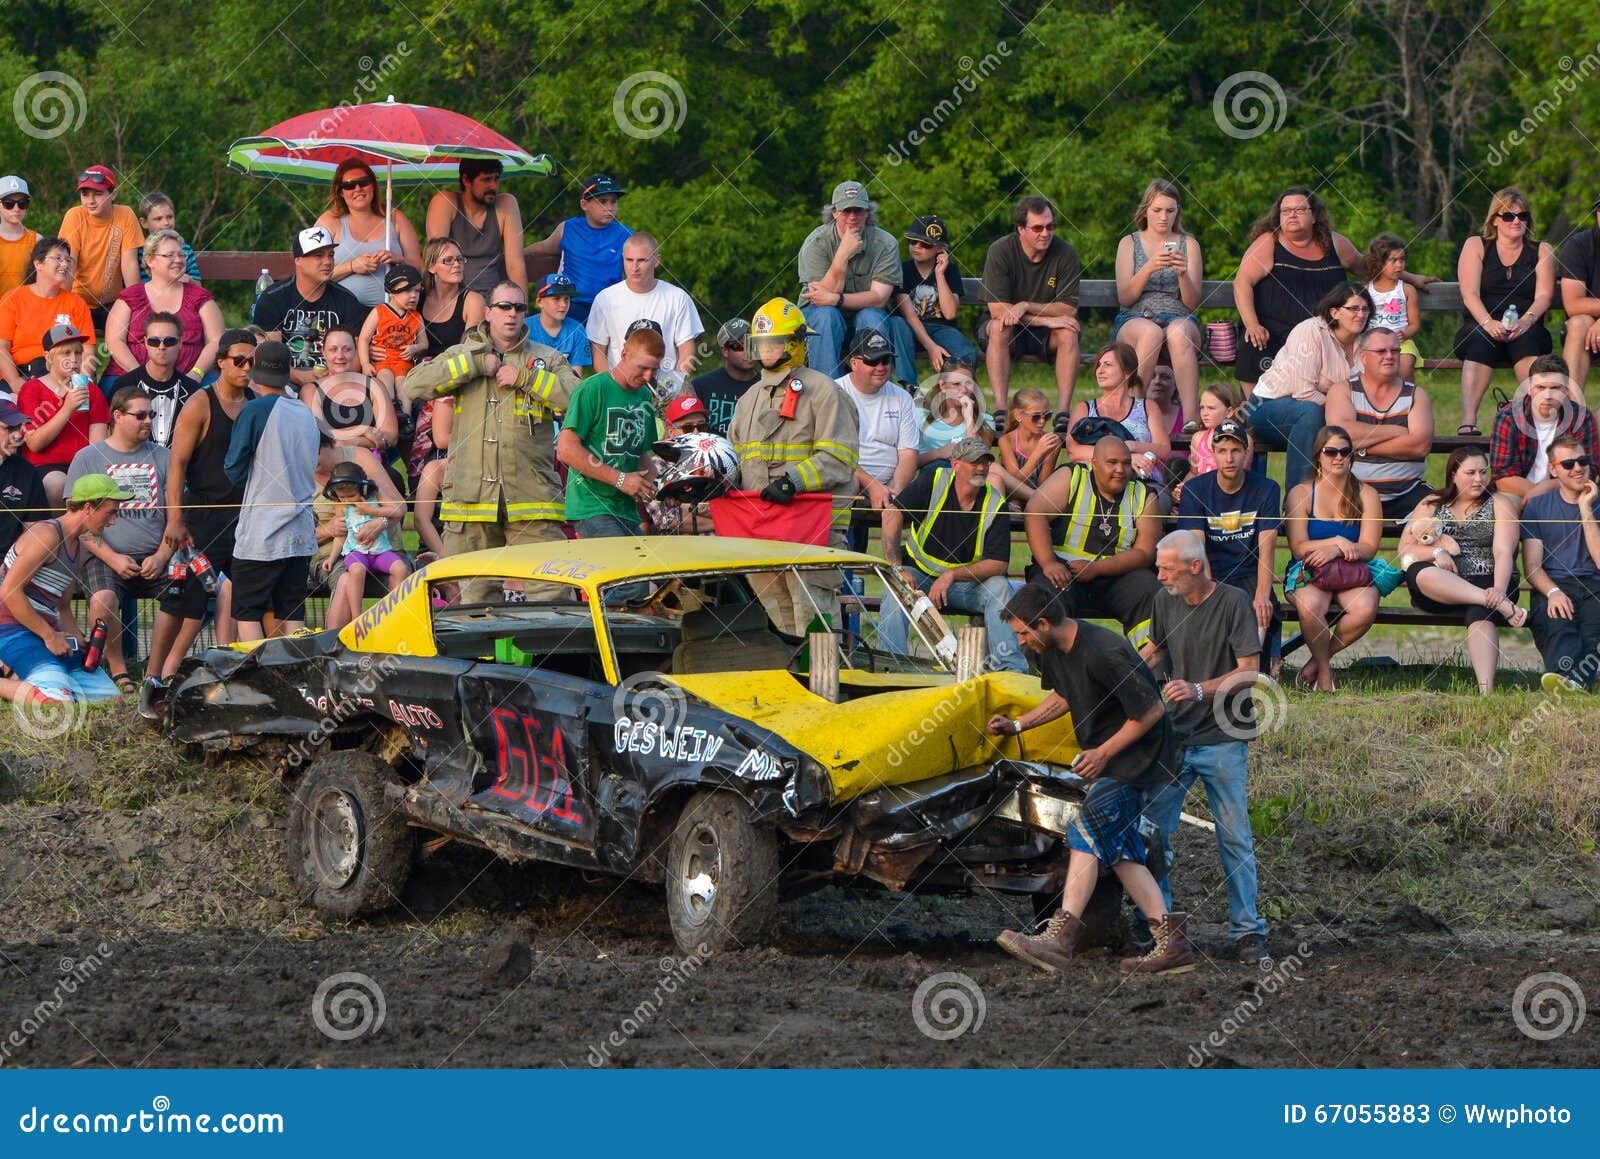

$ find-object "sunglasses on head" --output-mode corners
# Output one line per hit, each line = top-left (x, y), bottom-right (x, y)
(225, 355), (255, 368)
(489, 300), (528, 313)
(1556, 455), (1591, 470)
(1321, 445), (1353, 459)
(339, 176), (376, 191)
(0, 197), (28, 210)
(1496, 210), (1533, 223)
(145, 335), (180, 348)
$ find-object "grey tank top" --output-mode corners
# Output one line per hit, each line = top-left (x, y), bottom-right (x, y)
(448, 200), (506, 298)
(1128, 233), (1190, 319)
(332, 220), (390, 307)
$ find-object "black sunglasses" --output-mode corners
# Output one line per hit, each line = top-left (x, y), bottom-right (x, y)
(339, 176), (376, 191)
(145, 335), (180, 348)
(489, 300), (528, 313)
(857, 356), (892, 367)
(224, 355), (255, 368)
(1556, 455), (1591, 470)
(1496, 211), (1533, 223)
(1321, 446), (1353, 459)
(0, 197), (28, 210)
(121, 409), (153, 419)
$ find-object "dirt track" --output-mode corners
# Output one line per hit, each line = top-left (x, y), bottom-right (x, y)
(3, 795), (1595, 1068)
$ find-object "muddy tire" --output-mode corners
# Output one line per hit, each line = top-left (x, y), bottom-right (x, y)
(287, 751), (414, 918)
(665, 792), (779, 955)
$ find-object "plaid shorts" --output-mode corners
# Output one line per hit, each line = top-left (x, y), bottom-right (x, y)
(1066, 778), (1149, 868)
(79, 553), (170, 603)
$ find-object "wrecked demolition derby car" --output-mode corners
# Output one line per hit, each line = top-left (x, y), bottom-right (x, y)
(166, 538), (1166, 953)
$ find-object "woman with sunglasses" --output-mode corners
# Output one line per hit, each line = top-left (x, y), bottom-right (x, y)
(0, 176), (36, 298)
(1064, 342), (1172, 480)
(0, 237), (96, 394)
(1454, 188), (1557, 436)
(997, 387), (1061, 504)
(1284, 425), (1383, 691)
(313, 159), (421, 308)
(103, 229), (223, 381)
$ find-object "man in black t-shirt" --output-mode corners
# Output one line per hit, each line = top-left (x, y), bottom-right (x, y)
(0, 400), (44, 561)
(112, 311), (196, 447)
(987, 582), (1193, 976)
(887, 215), (978, 386)
(979, 196), (1082, 412)
(875, 437), (1023, 671)
(689, 319), (756, 437)
(1558, 199), (1600, 388)
(251, 225), (364, 389)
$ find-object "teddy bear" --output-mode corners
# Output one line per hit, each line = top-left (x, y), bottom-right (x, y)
(1399, 517), (1461, 570)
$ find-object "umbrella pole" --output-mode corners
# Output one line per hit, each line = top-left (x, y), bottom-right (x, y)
(384, 161), (394, 258)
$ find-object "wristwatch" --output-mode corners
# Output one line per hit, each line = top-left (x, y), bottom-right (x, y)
(1193, 683), (1205, 702)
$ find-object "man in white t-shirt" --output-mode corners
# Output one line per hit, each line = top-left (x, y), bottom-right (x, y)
(835, 328), (917, 550)
(586, 231), (703, 376)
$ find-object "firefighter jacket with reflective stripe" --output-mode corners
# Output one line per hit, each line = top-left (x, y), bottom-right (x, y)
(727, 366), (859, 523)
(404, 323), (578, 523)
(906, 468), (1007, 577)
(1052, 465), (1149, 561)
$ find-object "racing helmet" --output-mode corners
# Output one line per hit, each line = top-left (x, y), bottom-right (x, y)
(651, 432), (739, 503)
(747, 297), (812, 374)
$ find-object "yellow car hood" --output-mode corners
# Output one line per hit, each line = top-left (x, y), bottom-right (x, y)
(664, 669), (1080, 803)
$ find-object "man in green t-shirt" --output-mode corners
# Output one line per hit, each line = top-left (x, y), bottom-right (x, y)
(556, 326), (664, 539)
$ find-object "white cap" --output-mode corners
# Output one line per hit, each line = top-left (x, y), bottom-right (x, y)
(0, 176), (29, 199)
(293, 225), (336, 257)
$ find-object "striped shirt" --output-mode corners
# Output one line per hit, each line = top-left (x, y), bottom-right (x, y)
(0, 519), (79, 627)
(1348, 377), (1425, 495)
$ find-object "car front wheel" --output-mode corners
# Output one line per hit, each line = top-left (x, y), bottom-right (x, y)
(287, 752), (415, 918)
(665, 792), (779, 955)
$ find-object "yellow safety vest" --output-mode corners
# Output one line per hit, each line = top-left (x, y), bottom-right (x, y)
(906, 468), (1006, 576)
(1053, 467), (1147, 562)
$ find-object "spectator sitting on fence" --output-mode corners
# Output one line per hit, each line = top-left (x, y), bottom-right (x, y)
(1024, 436), (1162, 651)
(996, 387), (1060, 505)
(690, 319), (755, 438)
(1242, 282), (1371, 493)
(319, 458), (409, 631)
(0, 473), (128, 704)
(1454, 187), (1556, 436)
(109, 311), (195, 448)
(19, 324), (109, 510)
(886, 214), (977, 386)
(1398, 447), (1527, 695)
(134, 192), (201, 283)
(1519, 433), (1600, 692)
(104, 228), (222, 383)
(523, 172), (631, 325)
(1064, 343), (1171, 485)
(315, 159), (421, 309)
(877, 436), (1025, 673)
(796, 180), (900, 378)
(0, 400), (44, 563)
(59, 165), (143, 335)
(65, 385), (185, 694)
(418, 237), (486, 361)
(0, 176), (37, 299)
(836, 328), (918, 550)
(587, 232), (702, 377)
(1284, 425), (1382, 692)
(917, 365), (995, 468)
(251, 226), (366, 389)
(1114, 180), (1204, 428)
(1363, 233), (1422, 380)
(980, 195), (1081, 414)
(1176, 418), (1281, 671)
(527, 273), (593, 374)
(1558, 194), (1600, 392)
(424, 159), (527, 299)
(1324, 327), (1436, 520)
(1489, 353), (1600, 499)
(0, 236), (95, 396)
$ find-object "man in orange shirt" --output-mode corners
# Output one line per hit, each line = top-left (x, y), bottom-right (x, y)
(58, 165), (143, 331)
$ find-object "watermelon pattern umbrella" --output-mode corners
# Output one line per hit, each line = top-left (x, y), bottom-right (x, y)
(228, 96), (554, 251)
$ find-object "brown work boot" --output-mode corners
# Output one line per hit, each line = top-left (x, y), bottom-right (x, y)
(1119, 912), (1197, 975)
(996, 912), (1085, 974)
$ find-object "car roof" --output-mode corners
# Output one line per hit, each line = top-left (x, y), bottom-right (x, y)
(418, 536), (881, 587)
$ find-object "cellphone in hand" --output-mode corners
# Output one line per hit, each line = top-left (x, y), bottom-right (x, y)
(1162, 240), (1180, 254)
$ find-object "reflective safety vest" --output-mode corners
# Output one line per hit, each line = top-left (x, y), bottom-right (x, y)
(906, 468), (1006, 577)
(1052, 466), (1148, 562)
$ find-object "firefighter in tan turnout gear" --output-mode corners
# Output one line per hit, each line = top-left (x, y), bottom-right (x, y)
(727, 297), (860, 635)
(405, 281), (579, 602)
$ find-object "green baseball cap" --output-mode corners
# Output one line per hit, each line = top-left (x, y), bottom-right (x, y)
(70, 474), (134, 504)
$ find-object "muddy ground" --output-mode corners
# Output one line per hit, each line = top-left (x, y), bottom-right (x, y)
(0, 709), (1595, 1068)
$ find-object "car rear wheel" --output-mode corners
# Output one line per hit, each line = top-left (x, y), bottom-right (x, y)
(287, 752), (415, 918)
(665, 792), (779, 955)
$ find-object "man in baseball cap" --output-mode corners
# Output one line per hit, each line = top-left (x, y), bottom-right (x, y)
(796, 178), (901, 376)
(60, 164), (142, 326)
(690, 318), (756, 437)
(876, 431), (1025, 673)
(0, 176), (32, 299)
(529, 272), (592, 371)
(524, 172), (632, 324)
(251, 225), (363, 384)
(663, 393), (709, 433)
(889, 212), (979, 384)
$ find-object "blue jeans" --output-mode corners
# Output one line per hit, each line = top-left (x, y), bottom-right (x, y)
(1143, 740), (1266, 940)
(802, 305), (890, 378)
(1242, 395), (1323, 493)
(575, 514), (646, 602)
(875, 571), (1026, 672)
(887, 318), (979, 386)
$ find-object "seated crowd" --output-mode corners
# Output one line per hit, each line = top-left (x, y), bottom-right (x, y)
(1, 160), (1599, 714)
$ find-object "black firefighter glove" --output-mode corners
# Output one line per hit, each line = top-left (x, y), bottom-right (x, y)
(760, 475), (797, 505)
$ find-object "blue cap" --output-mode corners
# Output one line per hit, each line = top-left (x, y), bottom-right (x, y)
(537, 273), (577, 299)
(0, 400), (27, 427)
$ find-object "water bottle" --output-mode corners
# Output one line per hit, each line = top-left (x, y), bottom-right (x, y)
(1501, 304), (1519, 331)
(71, 372), (92, 411)
(82, 619), (108, 672)
(253, 267), (273, 318)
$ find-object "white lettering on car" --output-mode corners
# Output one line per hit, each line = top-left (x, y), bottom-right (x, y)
(732, 748), (785, 781)
(613, 717), (726, 765)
